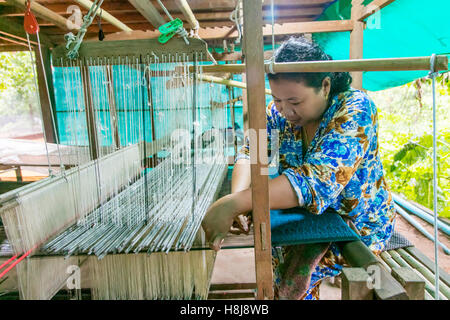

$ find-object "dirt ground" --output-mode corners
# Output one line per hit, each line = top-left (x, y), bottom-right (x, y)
(210, 213), (449, 300)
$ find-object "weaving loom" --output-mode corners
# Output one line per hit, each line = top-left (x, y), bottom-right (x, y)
(0, 38), (230, 300)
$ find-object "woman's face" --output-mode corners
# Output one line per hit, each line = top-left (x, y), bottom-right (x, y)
(269, 77), (330, 127)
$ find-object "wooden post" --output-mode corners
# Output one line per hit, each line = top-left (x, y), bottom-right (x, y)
(350, 0), (365, 89)
(391, 267), (426, 300)
(34, 46), (57, 144)
(242, 0), (273, 300)
(241, 73), (249, 132)
(341, 267), (373, 300)
(80, 65), (99, 160)
(340, 241), (409, 300)
(104, 66), (120, 150)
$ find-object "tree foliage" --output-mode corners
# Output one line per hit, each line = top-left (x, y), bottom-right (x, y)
(371, 73), (450, 218)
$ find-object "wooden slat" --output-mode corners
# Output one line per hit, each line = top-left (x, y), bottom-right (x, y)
(0, 16), (53, 47)
(208, 292), (255, 299)
(359, 0), (397, 21)
(242, 0), (273, 300)
(210, 283), (256, 291)
(51, 37), (209, 66)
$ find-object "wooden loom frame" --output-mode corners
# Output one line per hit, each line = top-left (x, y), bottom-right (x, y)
(1, 0), (449, 300)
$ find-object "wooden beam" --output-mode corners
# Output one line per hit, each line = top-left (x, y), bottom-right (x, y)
(349, 0), (365, 89)
(0, 33), (28, 47)
(74, 0), (133, 32)
(242, 0), (273, 300)
(34, 45), (57, 144)
(359, 0), (396, 21)
(0, 16), (53, 47)
(0, 43), (27, 51)
(197, 20), (354, 40)
(341, 267), (374, 300)
(6, 0), (79, 32)
(128, 0), (166, 29)
(340, 241), (409, 300)
(80, 64), (99, 160)
(174, 0), (199, 30)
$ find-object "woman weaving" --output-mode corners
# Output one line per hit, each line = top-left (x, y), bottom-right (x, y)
(201, 37), (396, 300)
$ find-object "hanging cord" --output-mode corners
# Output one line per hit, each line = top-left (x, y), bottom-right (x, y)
(24, 0), (65, 178)
(230, 0), (243, 44)
(65, 0), (104, 59)
(429, 53), (440, 300)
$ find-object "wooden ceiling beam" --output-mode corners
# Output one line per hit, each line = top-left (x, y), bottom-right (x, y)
(128, 0), (166, 29)
(175, 0), (199, 29)
(359, 0), (396, 21)
(74, 0), (132, 32)
(6, 0), (79, 31)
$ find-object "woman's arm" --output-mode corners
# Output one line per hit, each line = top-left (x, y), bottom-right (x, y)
(202, 174), (301, 251)
(231, 158), (251, 193)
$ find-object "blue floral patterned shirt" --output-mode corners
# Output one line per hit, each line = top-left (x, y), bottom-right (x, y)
(237, 88), (396, 252)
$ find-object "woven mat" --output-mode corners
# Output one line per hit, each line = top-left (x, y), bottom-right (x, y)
(383, 231), (413, 251)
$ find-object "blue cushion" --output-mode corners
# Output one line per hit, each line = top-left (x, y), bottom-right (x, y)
(270, 207), (360, 246)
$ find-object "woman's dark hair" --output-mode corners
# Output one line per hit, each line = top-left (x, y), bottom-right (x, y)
(267, 37), (352, 101)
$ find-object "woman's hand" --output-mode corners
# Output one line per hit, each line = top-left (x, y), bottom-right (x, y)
(202, 193), (246, 251)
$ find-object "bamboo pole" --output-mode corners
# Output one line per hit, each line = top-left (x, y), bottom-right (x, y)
(396, 249), (450, 299)
(198, 74), (272, 95)
(388, 250), (448, 300)
(74, 0), (133, 32)
(174, 0), (199, 30)
(381, 251), (434, 300)
(7, 0), (79, 31)
(188, 55), (449, 73)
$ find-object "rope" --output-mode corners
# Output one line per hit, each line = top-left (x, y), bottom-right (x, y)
(428, 53), (440, 300)
(65, 0), (104, 59)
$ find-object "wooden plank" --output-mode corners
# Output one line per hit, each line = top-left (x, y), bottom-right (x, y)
(391, 267), (425, 300)
(80, 64), (99, 160)
(349, 0), (365, 89)
(208, 292), (255, 299)
(210, 283), (257, 291)
(242, 0), (273, 300)
(341, 267), (373, 300)
(197, 20), (354, 40)
(51, 37), (209, 66)
(34, 45), (57, 144)
(359, 0), (396, 21)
